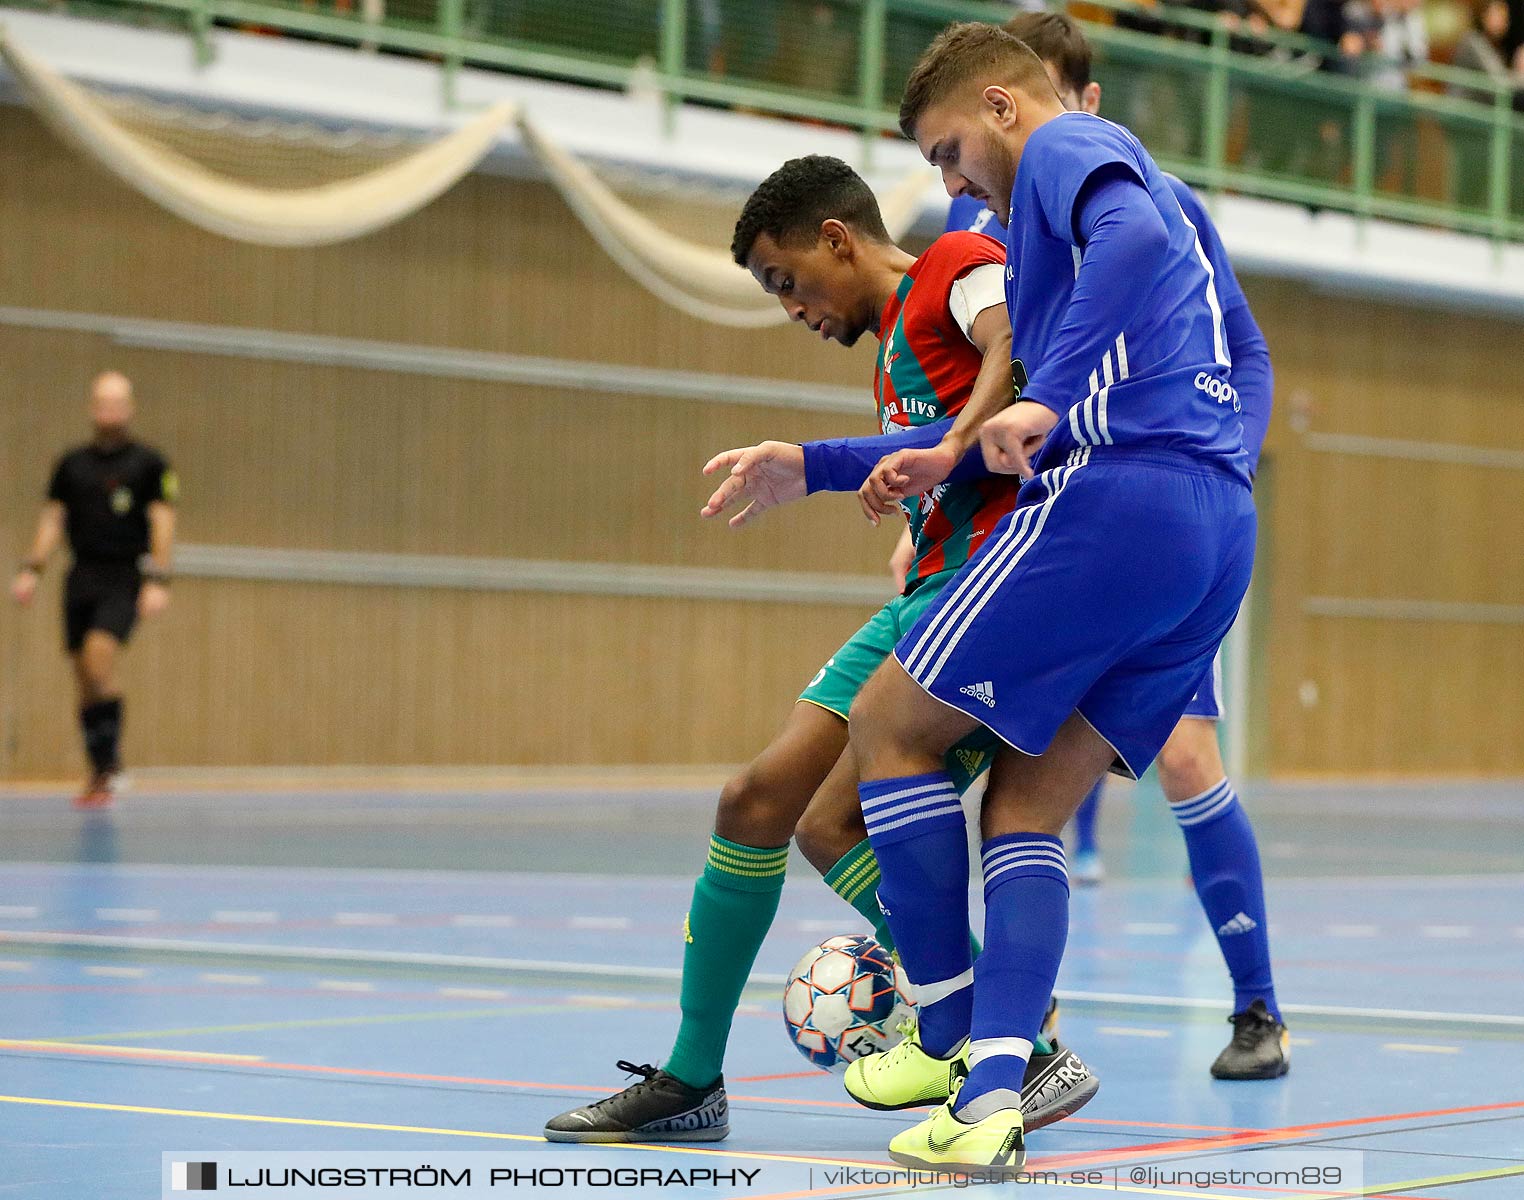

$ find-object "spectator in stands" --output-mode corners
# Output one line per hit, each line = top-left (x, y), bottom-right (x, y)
(1226, 0), (1351, 180)
(1507, 0), (1524, 66)
(1341, 0), (1428, 192)
(1298, 0), (1354, 57)
(1345, 0), (1429, 86)
(1449, 0), (1521, 205)
(1451, 0), (1518, 93)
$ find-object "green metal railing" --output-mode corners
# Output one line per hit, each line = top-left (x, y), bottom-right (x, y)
(6, 0), (1521, 243)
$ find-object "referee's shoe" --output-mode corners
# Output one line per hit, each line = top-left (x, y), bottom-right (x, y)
(74, 771), (118, 810)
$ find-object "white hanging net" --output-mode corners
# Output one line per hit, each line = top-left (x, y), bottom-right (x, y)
(516, 113), (935, 327)
(0, 29), (516, 247)
(0, 28), (937, 325)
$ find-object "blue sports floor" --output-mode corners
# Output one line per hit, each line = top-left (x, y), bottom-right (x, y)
(0, 778), (1521, 1198)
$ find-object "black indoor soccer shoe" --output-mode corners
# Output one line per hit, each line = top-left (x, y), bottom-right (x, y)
(1210, 1000), (1290, 1080)
(543, 1061), (728, 1143)
(1041, 994), (1061, 1042)
(1022, 1038), (1101, 1131)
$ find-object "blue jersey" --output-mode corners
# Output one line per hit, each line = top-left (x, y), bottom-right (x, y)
(963, 176), (1249, 333)
(951, 130), (1271, 473)
(1170, 180), (1271, 473)
(1005, 113), (1249, 482)
(946, 194), (1004, 239)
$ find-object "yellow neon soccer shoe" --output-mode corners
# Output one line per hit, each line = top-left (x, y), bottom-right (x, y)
(844, 1018), (967, 1111)
(887, 1095), (1026, 1175)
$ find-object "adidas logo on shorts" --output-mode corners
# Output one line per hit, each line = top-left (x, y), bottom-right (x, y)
(959, 681), (996, 708)
(1217, 912), (1259, 936)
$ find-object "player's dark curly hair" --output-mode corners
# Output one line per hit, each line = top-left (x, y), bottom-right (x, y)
(731, 155), (890, 267)
(1003, 11), (1093, 99)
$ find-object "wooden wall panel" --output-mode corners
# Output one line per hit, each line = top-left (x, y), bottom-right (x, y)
(1268, 619), (1524, 776)
(1, 578), (872, 774)
(1247, 278), (1524, 775)
(0, 325), (897, 575)
(0, 109), (867, 387)
(6, 102), (1523, 778)
(0, 105), (901, 777)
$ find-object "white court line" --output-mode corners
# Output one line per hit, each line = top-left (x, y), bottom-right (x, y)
(1327, 924), (1379, 937)
(437, 986), (511, 1001)
(0, 906), (40, 918)
(0, 959), (33, 972)
(1097, 1026), (1172, 1039)
(83, 965), (148, 979)
(5, 932), (1521, 1029)
(568, 994), (635, 1008)
(1420, 924), (1475, 939)
(316, 980), (377, 993)
(1123, 923), (1180, 936)
(212, 911), (279, 925)
(333, 913), (398, 926)
(1382, 1043), (1461, 1054)
(568, 917), (632, 931)
(199, 973), (266, 986)
(450, 915), (517, 928)
(7, 859), (1523, 891)
(94, 908), (160, 922)
(1057, 987), (1524, 1028)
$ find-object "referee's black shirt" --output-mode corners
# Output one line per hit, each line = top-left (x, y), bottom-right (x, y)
(47, 442), (176, 565)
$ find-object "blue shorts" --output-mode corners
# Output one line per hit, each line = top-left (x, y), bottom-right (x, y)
(893, 449), (1255, 779)
(1183, 648), (1222, 721)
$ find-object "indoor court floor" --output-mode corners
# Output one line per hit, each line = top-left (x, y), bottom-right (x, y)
(1, 777), (1521, 1198)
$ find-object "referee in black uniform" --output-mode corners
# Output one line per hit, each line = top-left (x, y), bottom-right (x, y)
(10, 372), (177, 807)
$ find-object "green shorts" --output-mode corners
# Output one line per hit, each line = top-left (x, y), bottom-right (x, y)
(799, 570), (999, 795)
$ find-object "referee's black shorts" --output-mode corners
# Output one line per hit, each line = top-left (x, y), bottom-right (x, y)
(63, 562), (141, 652)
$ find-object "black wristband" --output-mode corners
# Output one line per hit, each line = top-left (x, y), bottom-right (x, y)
(142, 569), (172, 586)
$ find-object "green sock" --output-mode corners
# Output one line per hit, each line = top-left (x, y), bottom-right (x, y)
(823, 840), (1052, 1053)
(823, 837), (895, 949)
(823, 838), (984, 960)
(663, 834), (789, 1089)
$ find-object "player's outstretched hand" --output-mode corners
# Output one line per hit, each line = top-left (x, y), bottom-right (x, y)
(701, 441), (808, 529)
(980, 401), (1060, 479)
(138, 581), (171, 619)
(857, 443), (959, 526)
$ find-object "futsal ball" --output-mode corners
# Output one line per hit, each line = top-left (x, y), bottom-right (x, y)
(782, 934), (914, 1072)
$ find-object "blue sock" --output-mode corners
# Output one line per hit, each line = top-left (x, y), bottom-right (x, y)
(956, 834), (1069, 1123)
(860, 772), (971, 1059)
(1073, 779), (1102, 855)
(1170, 779), (1279, 1021)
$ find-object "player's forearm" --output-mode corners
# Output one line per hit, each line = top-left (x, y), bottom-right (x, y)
(938, 327), (1015, 460)
(1225, 304), (1273, 472)
(22, 507), (63, 569)
(146, 505), (176, 574)
(1021, 175), (1169, 416)
(803, 421), (994, 493)
(804, 422), (952, 493)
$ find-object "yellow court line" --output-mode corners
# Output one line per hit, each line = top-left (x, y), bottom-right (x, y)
(0, 1038), (262, 1062)
(0, 1095), (890, 1170)
(1354, 1163), (1524, 1196)
(48, 1005), (546, 1043)
(0, 1093), (542, 1142)
(6, 1092), (1496, 1200)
